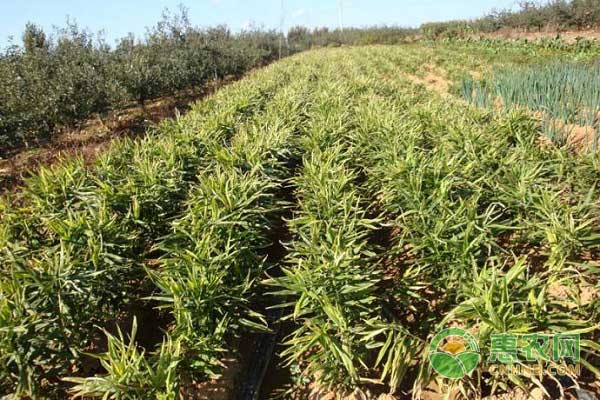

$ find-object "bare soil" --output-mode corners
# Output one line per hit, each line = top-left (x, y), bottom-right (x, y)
(183, 356), (243, 400)
(403, 67), (453, 97)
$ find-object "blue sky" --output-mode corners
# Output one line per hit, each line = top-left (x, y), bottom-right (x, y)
(1, 0), (518, 47)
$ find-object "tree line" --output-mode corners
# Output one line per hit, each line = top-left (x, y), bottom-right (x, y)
(0, 7), (415, 152)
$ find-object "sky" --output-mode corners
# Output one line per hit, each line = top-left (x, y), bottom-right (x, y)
(0, 0), (519, 47)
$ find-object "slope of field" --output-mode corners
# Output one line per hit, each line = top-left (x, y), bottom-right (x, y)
(1, 46), (599, 399)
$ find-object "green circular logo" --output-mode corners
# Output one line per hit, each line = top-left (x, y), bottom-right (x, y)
(429, 328), (480, 379)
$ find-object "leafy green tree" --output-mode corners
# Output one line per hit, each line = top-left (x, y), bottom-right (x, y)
(22, 23), (48, 54)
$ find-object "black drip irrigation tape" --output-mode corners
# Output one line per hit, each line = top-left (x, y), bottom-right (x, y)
(237, 308), (285, 400)
(237, 179), (298, 400)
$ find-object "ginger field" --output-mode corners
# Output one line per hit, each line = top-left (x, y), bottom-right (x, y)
(1, 44), (600, 399)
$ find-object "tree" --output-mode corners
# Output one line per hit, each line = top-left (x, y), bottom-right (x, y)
(22, 23), (47, 54)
